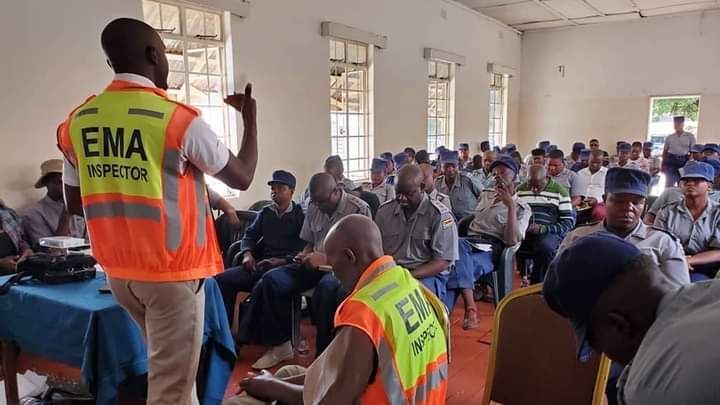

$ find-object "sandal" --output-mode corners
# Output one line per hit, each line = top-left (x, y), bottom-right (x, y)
(463, 308), (480, 330)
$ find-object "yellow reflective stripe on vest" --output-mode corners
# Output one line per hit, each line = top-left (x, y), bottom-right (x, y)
(351, 265), (447, 394)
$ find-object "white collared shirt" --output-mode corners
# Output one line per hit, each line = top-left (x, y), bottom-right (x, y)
(576, 166), (608, 201)
(63, 73), (229, 186)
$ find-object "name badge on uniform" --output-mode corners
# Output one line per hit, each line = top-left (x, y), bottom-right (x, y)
(442, 217), (454, 229)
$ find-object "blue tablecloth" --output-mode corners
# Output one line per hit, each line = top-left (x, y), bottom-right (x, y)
(0, 272), (236, 405)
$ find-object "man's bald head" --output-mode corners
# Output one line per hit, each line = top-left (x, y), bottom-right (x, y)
(309, 173), (340, 214)
(396, 165), (425, 210)
(419, 163), (435, 192)
(324, 214), (385, 290)
(528, 164), (548, 193)
(101, 18), (169, 89)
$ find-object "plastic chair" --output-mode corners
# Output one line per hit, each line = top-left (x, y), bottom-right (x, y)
(482, 284), (610, 405)
(218, 210), (258, 267)
(456, 215), (518, 305)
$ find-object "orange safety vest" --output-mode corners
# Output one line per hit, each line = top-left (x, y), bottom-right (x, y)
(57, 80), (223, 282)
(335, 256), (449, 404)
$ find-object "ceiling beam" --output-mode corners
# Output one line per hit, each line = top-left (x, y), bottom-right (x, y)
(531, 0), (581, 25)
(576, 0), (606, 16)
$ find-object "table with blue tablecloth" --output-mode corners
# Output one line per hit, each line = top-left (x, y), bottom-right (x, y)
(0, 272), (236, 405)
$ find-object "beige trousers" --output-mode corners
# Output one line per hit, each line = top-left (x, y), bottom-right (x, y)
(223, 365), (307, 405)
(108, 277), (205, 405)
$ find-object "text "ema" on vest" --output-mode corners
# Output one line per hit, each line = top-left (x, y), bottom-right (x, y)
(81, 127), (148, 161)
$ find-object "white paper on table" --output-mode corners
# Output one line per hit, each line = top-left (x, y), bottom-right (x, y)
(0, 370), (48, 405)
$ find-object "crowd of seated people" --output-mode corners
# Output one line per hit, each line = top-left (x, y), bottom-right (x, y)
(212, 120), (720, 403)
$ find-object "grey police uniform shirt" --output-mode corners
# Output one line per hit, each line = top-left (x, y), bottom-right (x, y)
(428, 188), (453, 214)
(617, 281), (720, 405)
(467, 190), (531, 245)
(663, 131), (696, 156)
(434, 172), (482, 219)
(360, 181), (395, 204)
(374, 193), (459, 272)
(299, 190), (371, 253)
(654, 198), (720, 256)
(551, 168), (581, 198)
(558, 221), (689, 288)
(649, 188), (720, 217)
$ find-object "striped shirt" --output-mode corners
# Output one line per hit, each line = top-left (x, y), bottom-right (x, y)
(516, 179), (575, 235)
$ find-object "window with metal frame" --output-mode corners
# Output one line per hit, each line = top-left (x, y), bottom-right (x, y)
(488, 73), (508, 148)
(143, 0), (236, 196)
(329, 38), (371, 182)
(427, 60), (453, 152)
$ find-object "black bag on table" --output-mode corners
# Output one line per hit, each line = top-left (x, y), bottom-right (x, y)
(0, 253), (97, 295)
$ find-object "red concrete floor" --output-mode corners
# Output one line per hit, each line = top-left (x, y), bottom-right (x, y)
(225, 291), (505, 404)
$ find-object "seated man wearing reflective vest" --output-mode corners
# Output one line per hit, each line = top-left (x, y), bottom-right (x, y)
(57, 18), (259, 404)
(237, 173), (371, 369)
(230, 215), (449, 405)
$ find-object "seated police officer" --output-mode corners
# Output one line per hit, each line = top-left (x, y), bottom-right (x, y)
(451, 156), (531, 329)
(435, 150), (481, 219)
(237, 173), (370, 369)
(360, 158), (395, 204)
(559, 167), (689, 288)
(215, 170), (305, 327)
(419, 163), (452, 213)
(375, 165), (458, 304)
(654, 161), (720, 281)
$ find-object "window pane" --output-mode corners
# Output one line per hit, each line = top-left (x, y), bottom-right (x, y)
(164, 39), (184, 71)
(347, 69), (364, 91)
(437, 118), (447, 134)
(186, 8), (204, 37)
(330, 66), (345, 89)
(428, 61), (436, 78)
(187, 43), (207, 73)
(428, 99), (437, 116)
(347, 91), (363, 113)
(428, 118), (437, 136)
(330, 89), (346, 112)
(357, 45), (367, 64)
(333, 40), (345, 62)
(437, 82), (447, 100)
(161, 4), (180, 33)
(330, 113), (341, 137)
(334, 137), (347, 157)
(428, 82), (437, 99)
(143, 1), (161, 29)
(437, 63), (449, 79)
(206, 106), (225, 136)
(204, 12), (221, 38)
(167, 72), (186, 103)
(208, 76), (223, 105)
(436, 99), (446, 117)
(349, 137), (363, 159)
(347, 43), (358, 64)
(207, 47), (221, 75)
(348, 114), (360, 137)
(188, 74), (210, 105)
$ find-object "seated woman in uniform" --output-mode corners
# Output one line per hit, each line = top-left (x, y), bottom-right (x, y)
(654, 161), (720, 281)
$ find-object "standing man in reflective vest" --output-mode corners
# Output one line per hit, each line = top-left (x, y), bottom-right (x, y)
(57, 18), (259, 405)
(235, 215), (449, 404)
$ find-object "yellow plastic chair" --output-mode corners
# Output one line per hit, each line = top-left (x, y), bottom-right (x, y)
(482, 284), (611, 405)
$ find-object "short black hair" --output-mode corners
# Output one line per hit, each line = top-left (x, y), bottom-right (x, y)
(589, 139), (599, 143)
(548, 150), (565, 160)
(674, 116), (685, 122)
(531, 148), (546, 156)
(415, 150), (430, 164)
(632, 141), (642, 148)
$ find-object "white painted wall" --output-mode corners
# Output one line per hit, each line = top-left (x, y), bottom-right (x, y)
(0, 0), (521, 210)
(516, 11), (720, 155)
